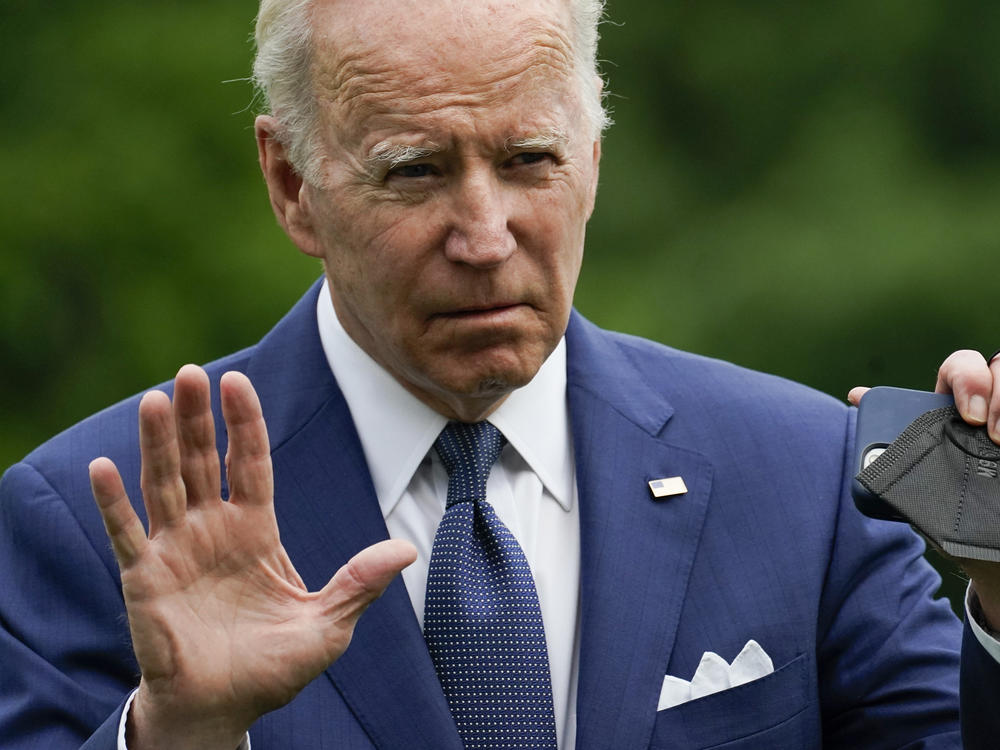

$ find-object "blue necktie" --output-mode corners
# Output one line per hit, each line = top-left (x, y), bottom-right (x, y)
(424, 421), (558, 749)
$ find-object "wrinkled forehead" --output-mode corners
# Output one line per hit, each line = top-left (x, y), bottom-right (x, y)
(309, 0), (578, 127)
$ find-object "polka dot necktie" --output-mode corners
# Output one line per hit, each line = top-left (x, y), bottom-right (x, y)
(424, 421), (558, 749)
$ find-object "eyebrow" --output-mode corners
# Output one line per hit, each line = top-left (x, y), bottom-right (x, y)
(365, 141), (441, 173)
(363, 129), (570, 174)
(504, 130), (569, 152)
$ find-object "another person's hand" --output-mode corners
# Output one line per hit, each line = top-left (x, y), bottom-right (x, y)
(849, 349), (1000, 628)
(89, 365), (416, 750)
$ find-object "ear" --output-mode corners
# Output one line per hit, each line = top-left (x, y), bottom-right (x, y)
(586, 137), (602, 220)
(584, 74), (603, 220)
(255, 115), (323, 258)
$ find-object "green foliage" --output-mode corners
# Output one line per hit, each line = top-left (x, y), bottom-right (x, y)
(0, 1), (320, 465)
(585, 0), (1000, 403)
(3, 0), (998, 609)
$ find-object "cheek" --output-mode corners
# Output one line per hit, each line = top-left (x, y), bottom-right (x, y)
(366, 203), (439, 252)
(366, 218), (445, 307)
(520, 192), (586, 282)
(323, 201), (439, 289)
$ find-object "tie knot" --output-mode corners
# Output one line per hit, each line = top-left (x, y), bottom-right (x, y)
(435, 421), (507, 508)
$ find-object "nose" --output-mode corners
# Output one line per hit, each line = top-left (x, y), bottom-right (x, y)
(443, 171), (517, 267)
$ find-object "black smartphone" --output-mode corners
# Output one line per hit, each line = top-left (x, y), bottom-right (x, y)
(851, 386), (954, 521)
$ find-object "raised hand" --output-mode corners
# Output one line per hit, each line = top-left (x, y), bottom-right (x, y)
(849, 349), (1000, 628)
(88, 365), (416, 750)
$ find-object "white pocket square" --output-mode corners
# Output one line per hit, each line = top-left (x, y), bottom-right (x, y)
(658, 640), (774, 710)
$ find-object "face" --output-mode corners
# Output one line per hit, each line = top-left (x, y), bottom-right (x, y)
(268, 0), (601, 421)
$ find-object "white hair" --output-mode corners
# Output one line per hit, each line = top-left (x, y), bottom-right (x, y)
(251, 0), (610, 185)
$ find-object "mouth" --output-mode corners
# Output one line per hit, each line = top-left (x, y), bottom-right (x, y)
(442, 302), (524, 318)
(429, 302), (532, 329)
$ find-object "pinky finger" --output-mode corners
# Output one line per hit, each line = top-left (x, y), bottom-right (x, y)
(89, 457), (148, 568)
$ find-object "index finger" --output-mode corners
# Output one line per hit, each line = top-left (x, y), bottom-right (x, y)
(935, 349), (998, 442)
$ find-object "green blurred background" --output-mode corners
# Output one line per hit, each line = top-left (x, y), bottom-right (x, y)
(2, 0), (998, 608)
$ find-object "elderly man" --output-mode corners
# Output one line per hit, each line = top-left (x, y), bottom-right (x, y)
(3, 0), (1000, 747)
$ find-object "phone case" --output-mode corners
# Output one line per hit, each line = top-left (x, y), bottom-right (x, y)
(851, 386), (955, 521)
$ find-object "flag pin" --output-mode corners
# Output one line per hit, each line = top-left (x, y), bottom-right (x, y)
(648, 476), (688, 498)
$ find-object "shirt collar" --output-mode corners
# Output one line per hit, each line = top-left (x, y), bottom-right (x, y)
(316, 279), (574, 517)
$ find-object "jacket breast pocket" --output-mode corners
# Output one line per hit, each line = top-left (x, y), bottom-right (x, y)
(648, 652), (811, 749)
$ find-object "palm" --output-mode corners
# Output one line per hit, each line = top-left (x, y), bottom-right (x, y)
(89, 366), (415, 744)
(122, 502), (327, 713)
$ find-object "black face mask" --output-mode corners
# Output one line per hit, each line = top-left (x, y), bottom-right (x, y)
(856, 406), (1000, 562)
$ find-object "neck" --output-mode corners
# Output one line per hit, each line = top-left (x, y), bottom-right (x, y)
(399, 382), (511, 423)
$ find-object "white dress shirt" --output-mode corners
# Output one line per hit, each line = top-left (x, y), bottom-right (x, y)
(316, 281), (582, 748)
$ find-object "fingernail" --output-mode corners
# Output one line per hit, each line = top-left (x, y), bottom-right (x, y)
(969, 395), (989, 424)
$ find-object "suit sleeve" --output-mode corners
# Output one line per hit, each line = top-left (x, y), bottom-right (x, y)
(812, 410), (1000, 747)
(814, 409), (968, 747)
(0, 461), (137, 749)
(961, 607), (1000, 748)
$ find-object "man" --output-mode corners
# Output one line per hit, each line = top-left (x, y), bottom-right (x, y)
(3, 0), (1000, 747)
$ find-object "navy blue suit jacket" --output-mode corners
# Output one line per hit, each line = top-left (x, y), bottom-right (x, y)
(3, 281), (999, 748)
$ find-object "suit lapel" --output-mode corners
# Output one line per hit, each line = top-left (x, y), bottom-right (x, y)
(246, 283), (462, 749)
(566, 314), (714, 750)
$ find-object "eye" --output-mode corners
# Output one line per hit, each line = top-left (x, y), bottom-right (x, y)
(388, 163), (436, 179)
(509, 152), (553, 167)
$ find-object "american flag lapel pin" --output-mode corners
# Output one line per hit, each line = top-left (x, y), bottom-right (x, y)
(648, 476), (688, 499)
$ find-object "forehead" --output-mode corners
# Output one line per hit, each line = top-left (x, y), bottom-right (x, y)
(310, 0), (580, 144)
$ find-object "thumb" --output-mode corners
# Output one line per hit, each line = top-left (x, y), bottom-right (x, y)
(319, 539), (417, 625)
(847, 386), (870, 407)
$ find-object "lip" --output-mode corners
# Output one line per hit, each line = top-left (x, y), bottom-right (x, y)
(447, 302), (521, 315)
(431, 302), (528, 322)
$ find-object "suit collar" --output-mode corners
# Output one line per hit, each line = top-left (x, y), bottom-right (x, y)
(565, 311), (676, 437)
(243, 278), (339, 449)
(566, 312), (713, 749)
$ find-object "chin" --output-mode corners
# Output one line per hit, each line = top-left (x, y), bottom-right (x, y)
(427, 362), (532, 402)
(468, 348), (546, 392)
(409, 339), (553, 410)
(470, 375), (521, 399)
